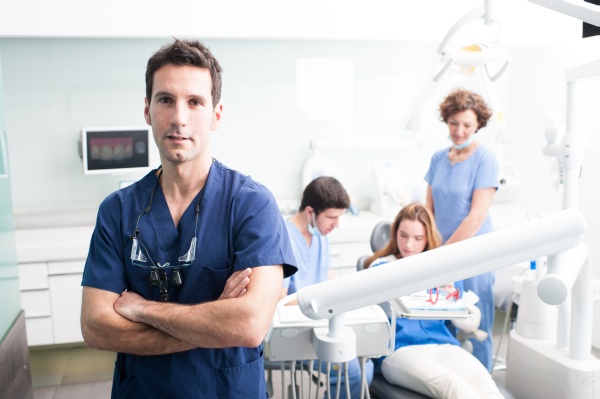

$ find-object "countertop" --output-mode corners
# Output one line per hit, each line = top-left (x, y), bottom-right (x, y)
(15, 226), (94, 264)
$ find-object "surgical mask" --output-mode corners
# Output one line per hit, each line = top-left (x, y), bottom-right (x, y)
(307, 213), (324, 237)
(449, 133), (476, 150)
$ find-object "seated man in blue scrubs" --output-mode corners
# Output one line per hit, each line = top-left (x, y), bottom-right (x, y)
(80, 38), (297, 399)
(282, 176), (374, 399)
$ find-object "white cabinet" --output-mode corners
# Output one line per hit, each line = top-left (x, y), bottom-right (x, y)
(18, 260), (85, 346)
(17, 262), (48, 290)
(328, 212), (389, 278)
(330, 242), (373, 277)
(15, 226), (93, 347)
(18, 262), (54, 346)
(49, 272), (84, 344)
(24, 317), (54, 346)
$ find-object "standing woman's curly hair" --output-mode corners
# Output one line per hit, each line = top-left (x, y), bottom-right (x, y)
(439, 89), (493, 131)
(364, 203), (442, 268)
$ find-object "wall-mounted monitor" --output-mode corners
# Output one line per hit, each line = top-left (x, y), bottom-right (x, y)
(81, 126), (153, 175)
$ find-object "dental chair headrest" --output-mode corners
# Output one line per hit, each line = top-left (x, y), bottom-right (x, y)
(370, 221), (392, 252)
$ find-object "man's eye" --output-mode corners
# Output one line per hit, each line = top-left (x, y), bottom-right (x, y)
(190, 100), (202, 106)
(157, 97), (172, 104)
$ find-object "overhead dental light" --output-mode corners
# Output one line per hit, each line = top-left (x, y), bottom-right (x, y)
(433, 2), (510, 83)
(405, 0), (511, 134)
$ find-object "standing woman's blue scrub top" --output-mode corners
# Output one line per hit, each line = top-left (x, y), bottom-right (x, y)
(82, 160), (297, 399)
(425, 145), (498, 371)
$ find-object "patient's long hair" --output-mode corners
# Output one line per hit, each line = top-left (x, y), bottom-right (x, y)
(364, 203), (441, 268)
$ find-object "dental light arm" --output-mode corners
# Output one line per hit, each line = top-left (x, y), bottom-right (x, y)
(529, 0), (600, 26)
(298, 208), (586, 321)
(406, 0), (510, 135)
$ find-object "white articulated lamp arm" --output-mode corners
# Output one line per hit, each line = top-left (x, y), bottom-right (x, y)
(297, 208), (586, 320)
(529, 0), (600, 26)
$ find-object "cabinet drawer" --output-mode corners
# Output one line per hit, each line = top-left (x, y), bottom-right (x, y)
(330, 245), (342, 268)
(48, 260), (84, 275)
(336, 242), (373, 269)
(25, 317), (54, 346)
(49, 274), (84, 344)
(18, 263), (48, 290)
(21, 290), (51, 317)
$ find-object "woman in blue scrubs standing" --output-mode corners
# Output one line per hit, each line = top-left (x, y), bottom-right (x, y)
(424, 89), (498, 371)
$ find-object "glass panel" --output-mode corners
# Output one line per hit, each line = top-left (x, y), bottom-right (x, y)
(0, 48), (21, 343)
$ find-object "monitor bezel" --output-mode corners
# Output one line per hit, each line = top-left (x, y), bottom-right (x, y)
(81, 126), (153, 175)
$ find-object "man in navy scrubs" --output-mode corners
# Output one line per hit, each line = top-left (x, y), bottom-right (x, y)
(80, 38), (297, 399)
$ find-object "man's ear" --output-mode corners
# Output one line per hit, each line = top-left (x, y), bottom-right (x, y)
(144, 97), (151, 126)
(211, 103), (223, 131)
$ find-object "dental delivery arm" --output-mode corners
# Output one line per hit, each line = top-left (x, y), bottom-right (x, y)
(297, 209), (585, 320)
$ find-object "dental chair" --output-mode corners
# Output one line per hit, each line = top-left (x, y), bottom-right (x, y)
(356, 221), (434, 399)
(358, 221), (515, 399)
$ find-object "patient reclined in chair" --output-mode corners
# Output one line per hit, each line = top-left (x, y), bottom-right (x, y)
(369, 254), (503, 399)
(360, 209), (505, 399)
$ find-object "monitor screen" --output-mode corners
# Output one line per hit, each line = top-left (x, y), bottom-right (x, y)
(82, 126), (152, 175)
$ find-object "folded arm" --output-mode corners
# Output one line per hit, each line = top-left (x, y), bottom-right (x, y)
(81, 267), (254, 355)
(81, 286), (194, 355)
(113, 265), (282, 349)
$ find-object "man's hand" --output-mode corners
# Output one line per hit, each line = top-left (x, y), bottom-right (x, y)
(113, 268), (251, 323)
(219, 268), (252, 299)
(114, 290), (148, 323)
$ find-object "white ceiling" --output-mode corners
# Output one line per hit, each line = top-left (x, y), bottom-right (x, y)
(0, 0), (584, 45)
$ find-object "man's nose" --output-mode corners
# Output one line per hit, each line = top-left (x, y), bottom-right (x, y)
(172, 102), (189, 126)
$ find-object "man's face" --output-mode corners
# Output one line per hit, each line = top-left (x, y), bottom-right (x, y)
(311, 208), (345, 236)
(144, 64), (222, 165)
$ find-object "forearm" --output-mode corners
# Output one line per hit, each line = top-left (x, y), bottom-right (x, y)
(445, 188), (495, 245)
(118, 266), (283, 349)
(81, 287), (194, 355)
(132, 297), (267, 348)
(444, 214), (485, 245)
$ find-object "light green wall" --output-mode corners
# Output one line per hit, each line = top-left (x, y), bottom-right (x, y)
(0, 48), (21, 342)
(0, 38), (442, 220)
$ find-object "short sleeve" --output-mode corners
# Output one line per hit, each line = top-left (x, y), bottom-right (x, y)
(424, 149), (445, 185)
(424, 153), (436, 185)
(231, 181), (297, 278)
(474, 148), (499, 190)
(81, 197), (128, 294)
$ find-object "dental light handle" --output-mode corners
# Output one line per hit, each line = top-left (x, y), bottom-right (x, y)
(298, 208), (586, 320)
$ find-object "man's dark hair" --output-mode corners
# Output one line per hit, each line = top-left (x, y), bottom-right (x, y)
(145, 38), (223, 107)
(299, 176), (350, 216)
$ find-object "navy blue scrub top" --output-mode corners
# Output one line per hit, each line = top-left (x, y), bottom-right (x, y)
(82, 159), (297, 399)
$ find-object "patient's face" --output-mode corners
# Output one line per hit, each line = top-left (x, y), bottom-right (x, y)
(396, 219), (427, 258)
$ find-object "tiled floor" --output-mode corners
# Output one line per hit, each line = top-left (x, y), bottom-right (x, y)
(30, 345), (114, 399)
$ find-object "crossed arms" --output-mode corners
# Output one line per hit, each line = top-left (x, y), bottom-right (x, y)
(81, 265), (283, 355)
